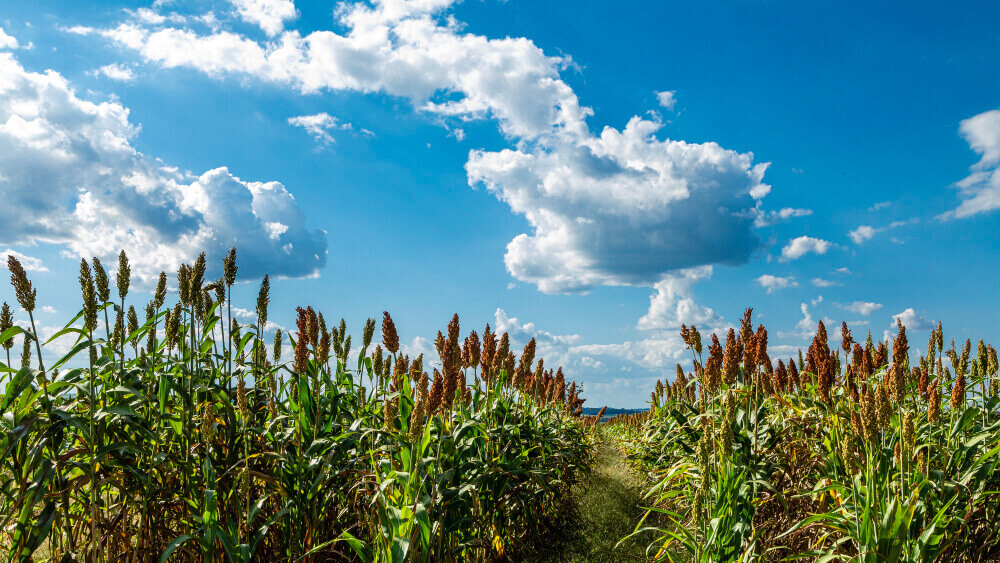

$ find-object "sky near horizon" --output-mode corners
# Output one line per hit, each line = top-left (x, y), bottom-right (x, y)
(0, 0), (998, 407)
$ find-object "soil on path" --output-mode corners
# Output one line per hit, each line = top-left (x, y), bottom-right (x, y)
(524, 441), (650, 562)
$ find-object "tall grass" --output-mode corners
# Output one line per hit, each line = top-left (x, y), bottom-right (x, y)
(608, 309), (1000, 562)
(0, 249), (594, 561)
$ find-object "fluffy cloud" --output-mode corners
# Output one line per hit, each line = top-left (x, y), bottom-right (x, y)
(636, 266), (722, 330)
(230, 0), (298, 37)
(848, 220), (910, 244)
(493, 308), (584, 369)
(811, 277), (839, 288)
(467, 119), (769, 292)
(0, 249), (47, 272)
(0, 27), (18, 50)
(940, 108), (1000, 220)
(756, 274), (798, 294)
(572, 336), (689, 372)
(778, 302), (815, 340)
(890, 308), (934, 331)
(231, 306), (285, 333)
(92, 0), (772, 294)
(756, 207), (812, 227)
(848, 225), (876, 244)
(780, 236), (831, 261)
(840, 301), (882, 316)
(287, 112), (351, 144)
(0, 51), (326, 282)
(89, 63), (136, 82)
(655, 90), (676, 110)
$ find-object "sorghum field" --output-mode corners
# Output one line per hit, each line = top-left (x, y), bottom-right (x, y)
(606, 309), (1000, 562)
(5, 249), (1000, 562)
(0, 250), (595, 561)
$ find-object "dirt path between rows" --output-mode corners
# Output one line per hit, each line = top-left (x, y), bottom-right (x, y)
(525, 441), (650, 562)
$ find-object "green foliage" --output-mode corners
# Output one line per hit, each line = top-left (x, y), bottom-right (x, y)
(0, 250), (593, 561)
(608, 313), (1000, 562)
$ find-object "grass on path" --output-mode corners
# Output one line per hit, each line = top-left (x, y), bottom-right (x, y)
(523, 440), (650, 562)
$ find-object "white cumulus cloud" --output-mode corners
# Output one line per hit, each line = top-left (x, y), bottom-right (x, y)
(636, 266), (722, 330)
(89, 63), (136, 82)
(655, 90), (676, 110)
(287, 112), (352, 144)
(756, 274), (798, 294)
(0, 51), (326, 283)
(780, 236), (832, 261)
(939, 108), (1000, 220)
(840, 301), (882, 316)
(890, 308), (934, 331)
(0, 249), (47, 272)
(92, 0), (774, 294)
(0, 27), (19, 50)
(230, 0), (298, 37)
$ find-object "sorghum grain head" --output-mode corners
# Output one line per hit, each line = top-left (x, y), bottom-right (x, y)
(93, 257), (110, 304)
(79, 260), (99, 333)
(177, 263), (191, 306)
(468, 330), (481, 368)
(363, 317), (375, 350)
(892, 318), (909, 372)
(294, 307), (310, 374)
(722, 328), (739, 386)
(116, 250), (130, 302)
(223, 246), (237, 287)
(305, 306), (319, 348)
(951, 369), (966, 410)
(774, 359), (788, 393)
(788, 357), (800, 389)
(447, 314), (460, 347)
(429, 370), (444, 414)
(0, 302), (13, 351)
(410, 354), (423, 381)
(256, 275), (270, 328)
(127, 305), (139, 347)
(202, 402), (215, 447)
(928, 379), (941, 423)
(7, 255), (36, 313)
(237, 379), (250, 419)
(273, 329), (283, 363)
(381, 311), (399, 354)
(212, 277), (225, 305)
(154, 271), (167, 309)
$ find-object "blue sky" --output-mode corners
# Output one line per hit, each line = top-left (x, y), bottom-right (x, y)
(0, 0), (998, 407)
